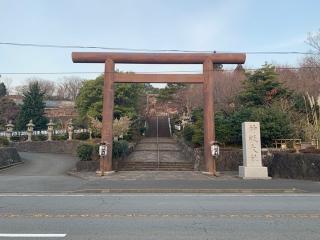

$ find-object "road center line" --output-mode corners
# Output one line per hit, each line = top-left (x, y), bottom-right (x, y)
(0, 193), (320, 197)
(0, 234), (66, 238)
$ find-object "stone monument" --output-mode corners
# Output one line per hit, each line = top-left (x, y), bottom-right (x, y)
(239, 122), (269, 179)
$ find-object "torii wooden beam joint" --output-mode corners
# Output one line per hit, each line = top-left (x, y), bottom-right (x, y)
(72, 52), (246, 175)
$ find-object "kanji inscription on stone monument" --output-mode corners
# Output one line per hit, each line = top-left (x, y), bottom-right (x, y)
(239, 122), (270, 179)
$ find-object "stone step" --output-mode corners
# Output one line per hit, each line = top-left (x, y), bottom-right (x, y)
(120, 162), (193, 166)
(146, 117), (171, 137)
(119, 168), (194, 171)
(122, 136), (191, 171)
(118, 162), (194, 171)
(135, 149), (181, 152)
(135, 143), (181, 151)
(125, 151), (189, 163)
(139, 139), (176, 144)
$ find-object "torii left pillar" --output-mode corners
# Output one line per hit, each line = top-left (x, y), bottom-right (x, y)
(98, 59), (115, 175)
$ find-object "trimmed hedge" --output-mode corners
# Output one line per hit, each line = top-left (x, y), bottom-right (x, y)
(11, 135), (27, 142)
(112, 140), (129, 159)
(52, 134), (68, 141)
(76, 144), (94, 161)
(32, 134), (48, 141)
(74, 132), (90, 140)
(76, 140), (129, 162)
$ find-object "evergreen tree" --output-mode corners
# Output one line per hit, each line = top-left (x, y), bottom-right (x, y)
(157, 83), (186, 101)
(0, 83), (7, 97)
(0, 98), (19, 129)
(16, 82), (48, 130)
(76, 75), (147, 121)
(238, 64), (289, 107)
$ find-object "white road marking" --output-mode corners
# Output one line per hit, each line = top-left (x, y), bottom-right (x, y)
(0, 234), (66, 238)
(0, 193), (320, 197)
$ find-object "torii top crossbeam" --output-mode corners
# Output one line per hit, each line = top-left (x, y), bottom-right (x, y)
(72, 52), (246, 64)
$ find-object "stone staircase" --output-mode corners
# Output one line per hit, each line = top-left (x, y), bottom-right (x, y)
(145, 116), (171, 137)
(118, 137), (194, 171)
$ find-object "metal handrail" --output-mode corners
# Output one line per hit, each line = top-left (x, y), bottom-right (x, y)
(157, 116), (160, 169)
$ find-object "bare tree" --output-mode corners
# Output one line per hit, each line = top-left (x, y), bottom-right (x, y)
(307, 29), (320, 53)
(15, 78), (56, 99)
(213, 70), (245, 111)
(57, 77), (84, 100)
(172, 69), (245, 114)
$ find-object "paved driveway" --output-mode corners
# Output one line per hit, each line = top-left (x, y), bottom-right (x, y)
(0, 152), (85, 193)
(2, 152), (78, 176)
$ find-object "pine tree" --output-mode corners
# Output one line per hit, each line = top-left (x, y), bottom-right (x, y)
(16, 82), (48, 130)
(238, 64), (289, 107)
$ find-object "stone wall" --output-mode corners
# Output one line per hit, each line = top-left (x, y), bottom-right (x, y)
(270, 152), (320, 181)
(217, 148), (242, 171)
(0, 147), (22, 169)
(76, 160), (99, 171)
(176, 136), (245, 171)
(175, 136), (205, 170)
(10, 140), (83, 155)
(76, 142), (136, 172)
(177, 136), (320, 180)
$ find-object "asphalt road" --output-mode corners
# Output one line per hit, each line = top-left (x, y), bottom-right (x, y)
(1, 152), (320, 194)
(0, 194), (320, 239)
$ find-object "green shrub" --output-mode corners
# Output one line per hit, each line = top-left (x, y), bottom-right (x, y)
(75, 132), (90, 140)
(215, 107), (294, 147)
(0, 137), (9, 146)
(182, 125), (194, 144)
(76, 144), (94, 161)
(112, 140), (129, 159)
(191, 127), (203, 147)
(11, 135), (27, 142)
(91, 131), (101, 139)
(52, 134), (68, 141)
(91, 144), (100, 161)
(32, 134), (48, 141)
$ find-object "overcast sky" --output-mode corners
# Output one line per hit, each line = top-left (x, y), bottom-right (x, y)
(0, 0), (319, 88)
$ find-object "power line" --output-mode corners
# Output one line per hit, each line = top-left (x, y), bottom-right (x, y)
(0, 41), (318, 55)
(0, 71), (103, 75)
(0, 42), (212, 53)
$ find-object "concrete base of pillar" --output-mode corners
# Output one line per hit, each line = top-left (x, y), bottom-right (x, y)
(96, 170), (115, 176)
(239, 166), (270, 179)
(202, 171), (220, 177)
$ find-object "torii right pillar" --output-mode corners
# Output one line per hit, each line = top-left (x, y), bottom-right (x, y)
(203, 59), (216, 174)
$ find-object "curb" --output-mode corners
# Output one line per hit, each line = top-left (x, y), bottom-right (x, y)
(0, 161), (24, 172)
(72, 188), (304, 194)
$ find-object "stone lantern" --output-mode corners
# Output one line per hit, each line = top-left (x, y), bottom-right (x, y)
(26, 120), (35, 142)
(88, 128), (93, 140)
(67, 119), (74, 141)
(47, 119), (55, 141)
(5, 121), (14, 142)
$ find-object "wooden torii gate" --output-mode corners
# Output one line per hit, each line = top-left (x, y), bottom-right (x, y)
(72, 52), (246, 175)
